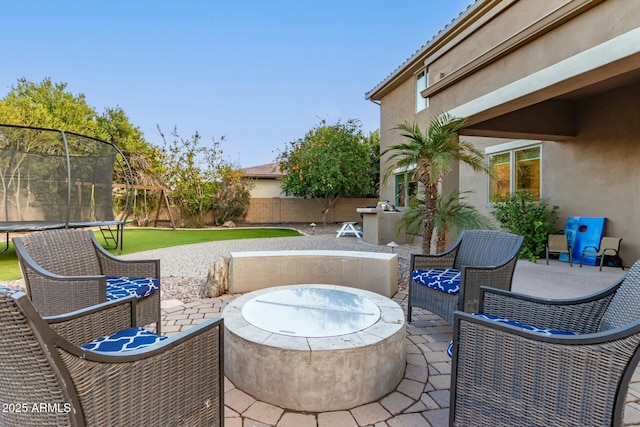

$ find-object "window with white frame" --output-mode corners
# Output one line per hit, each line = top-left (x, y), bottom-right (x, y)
(487, 142), (541, 202)
(394, 172), (418, 208)
(416, 69), (429, 112)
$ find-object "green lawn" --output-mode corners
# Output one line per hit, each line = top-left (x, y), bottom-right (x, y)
(0, 227), (302, 281)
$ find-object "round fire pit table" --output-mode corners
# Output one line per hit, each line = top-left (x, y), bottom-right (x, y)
(222, 284), (406, 412)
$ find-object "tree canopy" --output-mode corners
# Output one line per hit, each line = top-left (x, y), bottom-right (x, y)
(159, 127), (252, 227)
(0, 78), (163, 186)
(277, 119), (376, 225)
(0, 77), (252, 227)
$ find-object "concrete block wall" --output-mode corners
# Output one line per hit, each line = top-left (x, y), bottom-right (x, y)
(243, 197), (378, 224)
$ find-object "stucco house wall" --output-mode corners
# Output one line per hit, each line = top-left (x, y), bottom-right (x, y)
(368, 0), (640, 263)
(248, 178), (290, 198)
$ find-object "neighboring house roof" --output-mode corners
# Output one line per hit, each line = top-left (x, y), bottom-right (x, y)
(241, 162), (285, 178)
(365, 0), (480, 101)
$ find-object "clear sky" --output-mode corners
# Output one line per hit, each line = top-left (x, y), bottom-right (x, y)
(1, 1), (474, 168)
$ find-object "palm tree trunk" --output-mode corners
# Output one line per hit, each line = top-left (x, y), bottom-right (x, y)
(422, 182), (438, 253)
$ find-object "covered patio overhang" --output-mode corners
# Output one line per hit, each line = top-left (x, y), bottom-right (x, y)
(446, 27), (640, 141)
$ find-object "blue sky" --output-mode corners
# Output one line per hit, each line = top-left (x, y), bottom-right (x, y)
(1, 1), (474, 168)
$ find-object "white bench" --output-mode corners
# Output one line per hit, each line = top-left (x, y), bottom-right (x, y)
(229, 250), (398, 298)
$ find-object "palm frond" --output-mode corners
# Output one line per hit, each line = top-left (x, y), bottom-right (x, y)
(383, 113), (492, 253)
(398, 190), (494, 242)
(433, 190), (495, 234)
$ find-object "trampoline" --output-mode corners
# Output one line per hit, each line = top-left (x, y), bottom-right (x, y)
(0, 124), (134, 253)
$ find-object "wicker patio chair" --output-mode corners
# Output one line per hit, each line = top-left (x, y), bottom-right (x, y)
(0, 286), (224, 427)
(450, 260), (640, 427)
(407, 230), (523, 324)
(13, 229), (161, 333)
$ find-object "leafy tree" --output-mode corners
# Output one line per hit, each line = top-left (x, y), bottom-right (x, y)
(96, 106), (164, 187)
(0, 78), (98, 135)
(491, 190), (560, 262)
(277, 119), (375, 226)
(211, 165), (253, 225)
(363, 129), (380, 197)
(399, 190), (494, 252)
(382, 114), (490, 253)
(0, 78), (161, 187)
(159, 127), (215, 226)
(159, 127), (252, 227)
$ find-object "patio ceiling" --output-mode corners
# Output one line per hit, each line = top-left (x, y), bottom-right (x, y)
(456, 50), (640, 141)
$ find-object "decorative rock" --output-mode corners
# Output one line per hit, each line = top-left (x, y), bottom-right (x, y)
(222, 220), (236, 228)
(205, 255), (229, 297)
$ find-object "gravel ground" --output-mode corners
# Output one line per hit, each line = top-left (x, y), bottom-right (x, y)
(161, 222), (416, 303)
(162, 251), (412, 303)
(2, 223), (420, 304)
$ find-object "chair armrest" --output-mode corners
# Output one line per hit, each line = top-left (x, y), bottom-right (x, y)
(581, 245), (599, 254)
(457, 262), (518, 314)
(410, 250), (457, 271)
(91, 235), (160, 278)
(46, 296), (136, 345)
(55, 317), (224, 426)
(451, 311), (640, 427)
(478, 281), (621, 333)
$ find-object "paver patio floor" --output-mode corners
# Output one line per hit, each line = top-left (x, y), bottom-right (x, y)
(163, 287), (640, 427)
(3, 227), (637, 425)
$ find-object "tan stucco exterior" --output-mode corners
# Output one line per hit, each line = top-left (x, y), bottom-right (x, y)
(368, 0), (640, 264)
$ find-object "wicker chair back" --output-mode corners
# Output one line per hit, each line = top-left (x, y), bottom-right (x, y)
(599, 260), (640, 332)
(19, 229), (101, 276)
(454, 230), (523, 268)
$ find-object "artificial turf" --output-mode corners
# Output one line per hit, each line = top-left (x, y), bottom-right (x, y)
(0, 227), (302, 281)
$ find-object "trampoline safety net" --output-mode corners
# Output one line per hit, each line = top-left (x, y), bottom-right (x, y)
(0, 124), (133, 250)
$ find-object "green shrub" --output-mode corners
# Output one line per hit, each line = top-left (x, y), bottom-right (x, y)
(491, 191), (560, 262)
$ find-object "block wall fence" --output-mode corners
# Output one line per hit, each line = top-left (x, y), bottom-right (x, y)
(242, 197), (379, 224)
(152, 197), (380, 227)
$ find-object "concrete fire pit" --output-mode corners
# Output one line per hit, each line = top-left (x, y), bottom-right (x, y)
(222, 284), (406, 412)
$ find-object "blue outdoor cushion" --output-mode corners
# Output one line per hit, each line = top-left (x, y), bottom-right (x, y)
(0, 285), (22, 296)
(106, 277), (159, 301)
(473, 313), (579, 336)
(412, 269), (461, 294)
(446, 313), (578, 357)
(81, 327), (167, 353)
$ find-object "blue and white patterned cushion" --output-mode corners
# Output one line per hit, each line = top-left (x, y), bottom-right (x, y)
(81, 327), (167, 353)
(106, 277), (159, 301)
(412, 269), (461, 294)
(0, 285), (22, 296)
(473, 313), (579, 336)
(447, 340), (454, 358)
(446, 313), (578, 358)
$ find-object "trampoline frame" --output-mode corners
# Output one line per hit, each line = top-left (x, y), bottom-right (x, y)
(0, 124), (134, 253)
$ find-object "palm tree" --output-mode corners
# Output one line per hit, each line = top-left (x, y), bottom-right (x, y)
(398, 190), (495, 252)
(382, 114), (490, 253)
